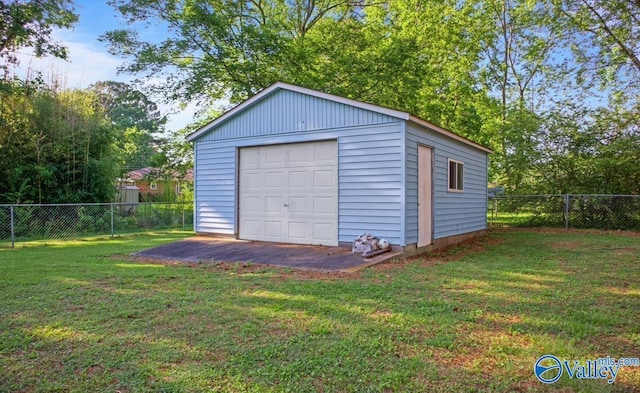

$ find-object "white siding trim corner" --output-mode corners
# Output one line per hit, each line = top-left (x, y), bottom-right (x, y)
(400, 121), (407, 246)
(193, 147), (197, 231)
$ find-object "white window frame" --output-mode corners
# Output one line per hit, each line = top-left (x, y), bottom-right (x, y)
(150, 181), (157, 190)
(176, 182), (182, 194)
(448, 159), (464, 192)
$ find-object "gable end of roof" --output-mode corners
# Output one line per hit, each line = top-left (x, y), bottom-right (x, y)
(186, 82), (409, 142)
(186, 82), (492, 154)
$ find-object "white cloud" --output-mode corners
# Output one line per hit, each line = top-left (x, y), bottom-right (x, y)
(13, 40), (128, 89)
(162, 102), (199, 132)
(12, 32), (197, 132)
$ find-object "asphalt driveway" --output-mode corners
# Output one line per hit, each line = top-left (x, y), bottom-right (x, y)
(133, 236), (401, 272)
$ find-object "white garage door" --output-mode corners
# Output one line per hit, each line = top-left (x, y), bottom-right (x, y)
(239, 140), (338, 246)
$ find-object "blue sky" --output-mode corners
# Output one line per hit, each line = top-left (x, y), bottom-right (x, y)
(15, 0), (197, 133)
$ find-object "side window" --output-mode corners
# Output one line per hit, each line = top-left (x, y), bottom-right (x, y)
(150, 182), (158, 190)
(448, 159), (464, 192)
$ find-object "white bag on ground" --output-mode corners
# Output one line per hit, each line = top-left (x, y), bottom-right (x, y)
(352, 233), (380, 256)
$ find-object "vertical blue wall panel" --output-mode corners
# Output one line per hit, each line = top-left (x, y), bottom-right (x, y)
(198, 90), (396, 142)
(194, 143), (236, 234)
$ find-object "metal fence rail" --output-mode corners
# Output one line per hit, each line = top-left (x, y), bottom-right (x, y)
(1, 202), (193, 248)
(488, 195), (640, 231)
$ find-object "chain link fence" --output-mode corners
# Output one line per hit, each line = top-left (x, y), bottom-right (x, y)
(4, 196), (637, 247)
(488, 195), (640, 231)
(0, 202), (193, 248)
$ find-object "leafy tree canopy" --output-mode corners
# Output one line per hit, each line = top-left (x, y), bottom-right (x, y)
(89, 80), (165, 132)
(0, 0), (78, 70)
(95, 0), (640, 194)
(0, 78), (118, 204)
(89, 81), (167, 173)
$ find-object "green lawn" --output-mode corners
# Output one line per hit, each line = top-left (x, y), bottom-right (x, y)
(487, 211), (565, 228)
(1, 230), (639, 392)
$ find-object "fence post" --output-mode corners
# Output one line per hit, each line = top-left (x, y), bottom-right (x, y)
(111, 204), (114, 238)
(182, 203), (185, 230)
(10, 205), (15, 248)
(565, 194), (570, 229)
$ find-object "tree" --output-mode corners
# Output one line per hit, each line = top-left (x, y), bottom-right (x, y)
(102, 0), (639, 196)
(382, 0), (492, 141)
(90, 81), (165, 131)
(537, 100), (640, 194)
(555, 0), (640, 90)
(0, 77), (118, 203)
(474, 0), (566, 191)
(102, 1), (376, 106)
(103, 0), (495, 140)
(89, 81), (166, 172)
(152, 112), (220, 179)
(0, 0), (78, 71)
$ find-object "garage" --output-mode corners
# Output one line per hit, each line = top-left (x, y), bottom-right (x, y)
(187, 82), (491, 252)
(238, 140), (338, 246)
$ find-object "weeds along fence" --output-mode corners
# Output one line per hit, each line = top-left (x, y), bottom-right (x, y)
(488, 195), (640, 231)
(0, 202), (193, 248)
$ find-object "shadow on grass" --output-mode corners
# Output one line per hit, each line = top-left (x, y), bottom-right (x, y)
(1, 230), (639, 392)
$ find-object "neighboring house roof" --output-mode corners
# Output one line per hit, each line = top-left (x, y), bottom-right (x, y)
(126, 167), (194, 182)
(186, 82), (492, 154)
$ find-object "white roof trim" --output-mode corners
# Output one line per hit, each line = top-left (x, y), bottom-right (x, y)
(186, 82), (492, 154)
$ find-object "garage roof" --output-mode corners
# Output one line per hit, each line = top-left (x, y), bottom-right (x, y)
(186, 82), (492, 154)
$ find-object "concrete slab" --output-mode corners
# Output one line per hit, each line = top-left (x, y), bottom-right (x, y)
(133, 236), (402, 272)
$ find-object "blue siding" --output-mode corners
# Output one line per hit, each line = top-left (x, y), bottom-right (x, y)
(194, 143), (236, 234)
(198, 90), (397, 141)
(338, 125), (403, 243)
(405, 123), (488, 243)
(194, 123), (404, 244)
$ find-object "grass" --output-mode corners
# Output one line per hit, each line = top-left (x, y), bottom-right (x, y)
(1, 229), (639, 392)
(488, 211), (565, 227)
